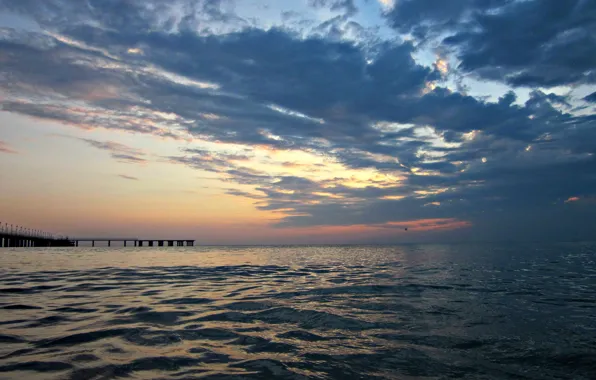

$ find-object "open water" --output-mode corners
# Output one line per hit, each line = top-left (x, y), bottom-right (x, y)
(0, 243), (595, 379)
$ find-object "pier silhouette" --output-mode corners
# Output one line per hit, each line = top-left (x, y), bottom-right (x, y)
(0, 222), (72, 247)
(72, 239), (195, 247)
(0, 222), (194, 248)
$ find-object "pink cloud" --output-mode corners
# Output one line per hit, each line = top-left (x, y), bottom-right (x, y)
(0, 141), (17, 154)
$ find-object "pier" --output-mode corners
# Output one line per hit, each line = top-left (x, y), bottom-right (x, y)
(0, 222), (195, 248)
(72, 239), (195, 247)
(0, 223), (73, 247)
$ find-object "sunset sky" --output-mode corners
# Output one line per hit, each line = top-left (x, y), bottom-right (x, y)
(0, 0), (595, 244)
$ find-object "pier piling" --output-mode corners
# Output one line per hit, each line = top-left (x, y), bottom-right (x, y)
(1, 223), (195, 249)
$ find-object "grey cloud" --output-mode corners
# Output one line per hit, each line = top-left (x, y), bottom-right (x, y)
(386, 0), (512, 38)
(274, 156), (596, 236)
(224, 189), (263, 199)
(388, 0), (596, 88)
(111, 154), (148, 164)
(167, 149), (275, 187)
(118, 174), (139, 180)
(584, 92), (596, 103)
(72, 137), (147, 164)
(79, 139), (141, 155)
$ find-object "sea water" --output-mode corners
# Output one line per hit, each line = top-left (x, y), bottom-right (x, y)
(1, 243), (595, 379)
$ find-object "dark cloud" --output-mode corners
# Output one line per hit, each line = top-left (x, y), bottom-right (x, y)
(584, 92), (596, 103)
(386, 0), (511, 38)
(0, 0), (595, 241)
(388, 0), (596, 88)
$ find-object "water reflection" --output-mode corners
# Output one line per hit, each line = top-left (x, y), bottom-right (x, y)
(1, 243), (595, 379)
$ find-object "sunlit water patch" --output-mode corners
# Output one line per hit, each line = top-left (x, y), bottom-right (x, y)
(1, 243), (595, 379)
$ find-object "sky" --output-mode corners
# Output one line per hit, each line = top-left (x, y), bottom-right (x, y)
(0, 0), (595, 244)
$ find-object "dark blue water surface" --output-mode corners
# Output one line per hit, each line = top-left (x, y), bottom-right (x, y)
(1, 243), (595, 379)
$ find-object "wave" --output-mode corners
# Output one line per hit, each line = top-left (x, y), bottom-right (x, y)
(1, 244), (595, 379)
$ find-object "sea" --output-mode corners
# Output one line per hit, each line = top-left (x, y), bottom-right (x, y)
(0, 243), (595, 379)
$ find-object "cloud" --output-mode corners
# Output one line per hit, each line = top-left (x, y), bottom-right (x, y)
(584, 92), (596, 103)
(308, 0), (358, 17)
(374, 218), (471, 232)
(387, 0), (596, 88)
(111, 154), (148, 164)
(71, 137), (147, 164)
(118, 174), (139, 180)
(0, 140), (17, 154)
(0, 0), (595, 241)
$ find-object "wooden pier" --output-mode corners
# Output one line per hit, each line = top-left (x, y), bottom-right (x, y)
(0, 222), (194, 248)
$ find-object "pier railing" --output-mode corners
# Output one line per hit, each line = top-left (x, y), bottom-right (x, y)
(0, 222), (67, 240)
(0, 221), (72, 247)
(0, 222), (195, 248)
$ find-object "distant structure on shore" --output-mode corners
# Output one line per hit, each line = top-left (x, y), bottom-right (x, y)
(0, 222), (194, 248)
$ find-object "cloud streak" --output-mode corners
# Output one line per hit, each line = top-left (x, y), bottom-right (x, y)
(0, 141), (17, 154)
(64, 136), (148, 164)
(118, 174), (139, 181)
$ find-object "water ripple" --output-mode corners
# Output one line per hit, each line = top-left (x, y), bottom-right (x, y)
(1, 243), (595, 379)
